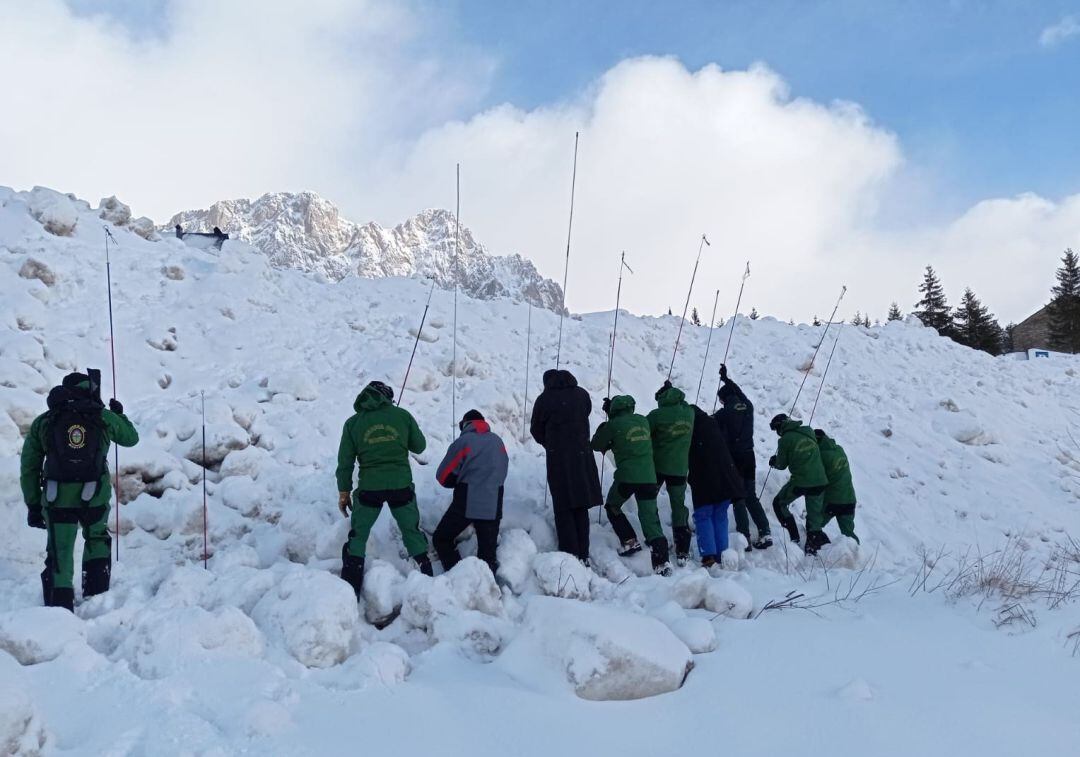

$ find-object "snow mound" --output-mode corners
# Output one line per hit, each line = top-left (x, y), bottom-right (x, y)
(0, 607), (85, 665)
(0, 653), (49, 755)
(533, 552), (592, 600)
(362, 559), (405, 625)
(251, 569), (359, 668)
(26, 187), (79, 236)
(400, 557), (504, 632)
(496, 528), (538, 593)
(703, 578), (754, 618)
(499, 596), (693, 700)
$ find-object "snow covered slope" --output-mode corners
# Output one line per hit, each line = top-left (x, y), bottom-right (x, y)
(2, 186), (1080, 755)
(167, 192), (565, 312)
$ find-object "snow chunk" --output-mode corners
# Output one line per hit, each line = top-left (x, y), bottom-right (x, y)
(362, 560), (404, 625)
(669, 617), (717, 653)
(0, 607), (85, 665)
(533, 552), (591, 600)
(0, 653), (49, 755)
(220, 445), (275, 480)
(18, 258), (56, 287)
(399, 558), (504, 632)
(98, 195), (131, 226)
(268, 370), (319, 401)
(496, 528), (538, 593)
(670, 568), (710, 609)
(26, 187), (78, 236)
(499, 596), (693, 701)
(703, 578), (754, 618)
(251, 569), (359, 668)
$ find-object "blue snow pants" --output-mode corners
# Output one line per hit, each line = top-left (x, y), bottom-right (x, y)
(692, 501), (731, 559)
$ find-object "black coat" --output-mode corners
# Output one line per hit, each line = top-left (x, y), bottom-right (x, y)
(714, 377), (755, 472)
(530, 370), (603, 511)
(687, 406), (745, 508)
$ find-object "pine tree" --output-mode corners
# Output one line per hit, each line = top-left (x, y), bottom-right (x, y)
(913, 265), (952, 336)
(812, 315), (821, 327)
(952, 288), (1004, 355)
(667, 307), (673, 316)
(717, 317), (725, 328)
(691, 307), (702, 326)
(788, 318), (795, 326)
(850, 311), (863, 326)
(749, 307), (759, 320)
(1003, 323), (1017, 354)
(1047, 248), (1080, 353)
(887, 302), (902, 321)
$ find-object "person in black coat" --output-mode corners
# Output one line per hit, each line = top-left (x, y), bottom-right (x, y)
(530, 369), (603, 562)
(714, 364), (773, 550)
(687, 405), (745, 567)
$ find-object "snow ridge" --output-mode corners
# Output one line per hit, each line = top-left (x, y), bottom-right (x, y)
(167, 192), (565, 312)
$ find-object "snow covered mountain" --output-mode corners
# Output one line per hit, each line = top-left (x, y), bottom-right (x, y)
(167, 192), (565, 312)
(3, 186), (1080, 755)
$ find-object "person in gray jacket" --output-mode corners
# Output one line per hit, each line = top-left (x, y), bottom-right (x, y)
(432, 410), (509, 575)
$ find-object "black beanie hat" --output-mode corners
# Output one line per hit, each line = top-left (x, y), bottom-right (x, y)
(459, 409), (484, 430)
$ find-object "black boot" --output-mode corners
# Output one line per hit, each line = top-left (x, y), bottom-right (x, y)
(40, 569), (53, 608)
(82, 557), (111, 598)
(673, 526), (692, 565)
(414, 554), (434, 577)
(606, 506), (639, 546)
(50, 587), (75, 612)
(780, 516), (800, 544)
(804, 530), (831, 556)
(340, 547), (365, 599)
(649, 537), (672, 576)
(740, 531), (754, 552)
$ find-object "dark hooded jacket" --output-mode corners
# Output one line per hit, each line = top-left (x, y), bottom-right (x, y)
(714, 376), (755, 470)
(687, 406), (745, 508)
(436, 419), (509, 520)
(529, 370), (602, 511)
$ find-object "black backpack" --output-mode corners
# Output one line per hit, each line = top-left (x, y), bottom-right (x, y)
(43, 392), (105, 484)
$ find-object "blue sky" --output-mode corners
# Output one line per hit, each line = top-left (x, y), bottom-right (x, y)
(447, 0), (1080, 213)
(12, 0), (1080, 321)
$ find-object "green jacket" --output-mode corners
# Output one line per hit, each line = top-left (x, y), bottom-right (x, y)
(816, 431), (856, 505)
(770, 419), (827, 488)
(646, 385), (694, 476)
(336, 386), (426, 492)
(590, 395), (656, 484)
(20, 408), (139, 509)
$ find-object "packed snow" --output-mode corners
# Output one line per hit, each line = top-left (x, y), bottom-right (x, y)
(2, 186), (1079, 755)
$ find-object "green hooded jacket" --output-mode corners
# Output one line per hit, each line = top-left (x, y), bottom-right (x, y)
(646, 385), (694, 476)
(336, 386), (426, 492)
(816, 431), (856, 505)
(20, 408), (139, 509)
(590, 395), (656, 484)
(770, 418), (828, 488)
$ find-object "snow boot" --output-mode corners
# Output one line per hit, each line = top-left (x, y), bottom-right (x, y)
(82, 557), (110, 598)
(40, 569), (53, 608)
(414, 554), (434, 577)
(700, 555), (718, 569)
(740, 531), (754, 552)
(804, 530), (831, 556)
(752, 534), (774, 550)
(673, 526), (692, 566)
(649, 537), (671, 576)
(780, 516), (800, 544)
(618, 538), (643, 557)
(50, 587), (75, 612)
(340, 548), (365, 599)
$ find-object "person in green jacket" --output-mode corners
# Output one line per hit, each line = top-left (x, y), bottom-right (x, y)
(646, 382), (694, 564)
(20, 372), (139, 611)
(767, 413), (829, 555)
(335, 380), (432, 597)
(814, 428), (859, 543)
(592, 395), (671, 575)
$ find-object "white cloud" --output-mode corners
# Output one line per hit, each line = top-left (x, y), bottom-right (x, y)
(1039, 14), (1080, 47)
(1, 2), (1076, 325)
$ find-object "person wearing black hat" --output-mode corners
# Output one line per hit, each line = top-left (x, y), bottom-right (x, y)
(20, 371), (139, 610)
(335, 380), (431, 597)
(432, 410), (509, 575)
(529, 369), (603, 563)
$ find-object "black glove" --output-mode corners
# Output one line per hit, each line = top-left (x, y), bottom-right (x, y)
(27, 508), (45, 529)
(768, 455), (777, 468)
(601, 397), (612, 414)
(719, 364), (728, 381)
(654, 380), (672, 400)
(109, 398), (124, 414)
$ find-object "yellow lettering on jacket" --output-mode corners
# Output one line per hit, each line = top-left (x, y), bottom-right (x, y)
(364, 424), (401, 445)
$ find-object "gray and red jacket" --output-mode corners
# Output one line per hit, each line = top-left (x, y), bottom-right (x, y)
(436, 420), (509, 520)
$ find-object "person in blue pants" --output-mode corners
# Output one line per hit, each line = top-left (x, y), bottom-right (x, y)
(686, 406), (745, 568)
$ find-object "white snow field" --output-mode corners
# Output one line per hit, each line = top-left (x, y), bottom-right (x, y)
(2, 186), (1079, 756)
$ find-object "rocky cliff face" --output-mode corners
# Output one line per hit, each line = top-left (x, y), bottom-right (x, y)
(167, 193), (564, 312)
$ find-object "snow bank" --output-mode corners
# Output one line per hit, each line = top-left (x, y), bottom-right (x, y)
(499, 596), (693, 700)
(26, 187), (79, 236)
(0, 653), (49, 755)
(0, 607), (85, 665)
(533, 552), (592, 600)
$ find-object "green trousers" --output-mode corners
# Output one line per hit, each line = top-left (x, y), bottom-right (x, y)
(822, 503), (860, 542)
(773, 481), (827, 532)
(605, 482), (663, 542)
(656, 473), (690, 529)
(346, 488), (428, 559)
(44, 505), (111, 590)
